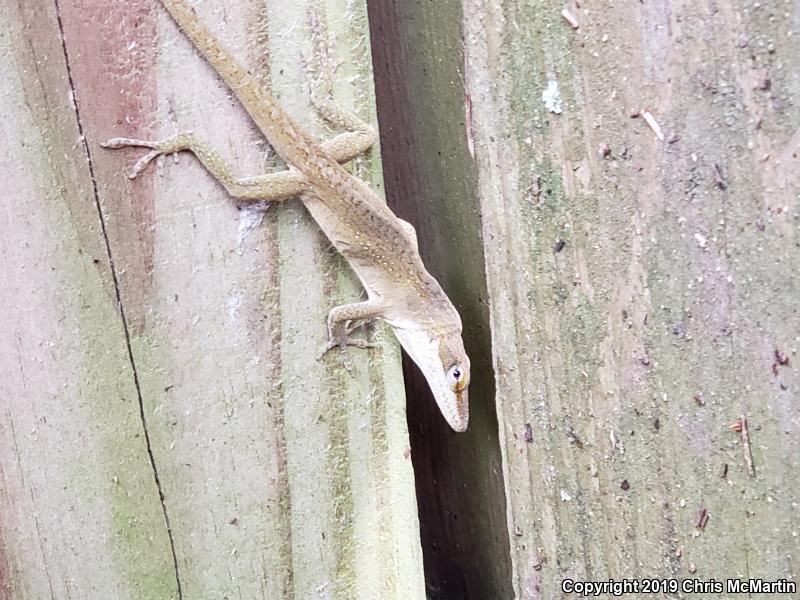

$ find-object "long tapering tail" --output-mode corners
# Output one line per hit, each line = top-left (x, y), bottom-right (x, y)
(158, 0), (325, 170)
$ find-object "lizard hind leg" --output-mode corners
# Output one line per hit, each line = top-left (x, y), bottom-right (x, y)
(102, 129), (372, 200)
(309, 91), (377, 164)
(305, 11), (377, 163)
(101, 132), (309, 201)
(103, 132), (219, 178)
(318, 299), (386, 371)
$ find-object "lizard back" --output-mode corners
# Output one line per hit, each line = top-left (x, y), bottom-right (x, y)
(159, 0), (461, 330)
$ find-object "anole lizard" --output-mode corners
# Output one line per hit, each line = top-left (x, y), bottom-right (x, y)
(102, 0), (471, 431)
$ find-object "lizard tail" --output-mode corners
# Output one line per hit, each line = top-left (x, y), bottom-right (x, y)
(158, 0), (324, 169)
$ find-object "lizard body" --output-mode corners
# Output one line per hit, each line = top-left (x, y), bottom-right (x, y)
(103, 0), (471, 431)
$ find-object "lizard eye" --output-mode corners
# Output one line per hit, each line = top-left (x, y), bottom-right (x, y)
(446, 365), (469, 392)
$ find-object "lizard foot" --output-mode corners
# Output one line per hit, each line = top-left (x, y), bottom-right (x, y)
(345, 318), (375, 336)
(101, 134), (192, 178)
(318, 336), (376, 371)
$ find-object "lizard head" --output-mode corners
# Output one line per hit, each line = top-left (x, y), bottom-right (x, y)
(395, 329), (470, 432)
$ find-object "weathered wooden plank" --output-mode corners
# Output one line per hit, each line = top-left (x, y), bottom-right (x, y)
(463, 0), (799, 597)
(3, 0), (424, 598)
(0, 2), (178, 598)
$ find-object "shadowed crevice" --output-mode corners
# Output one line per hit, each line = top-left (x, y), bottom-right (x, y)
(367, 1), (513, 598)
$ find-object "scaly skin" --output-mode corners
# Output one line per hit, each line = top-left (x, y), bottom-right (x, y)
(104, 0), (471, 431)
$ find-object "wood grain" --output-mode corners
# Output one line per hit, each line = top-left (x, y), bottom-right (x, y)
(1, 0), (424, 598)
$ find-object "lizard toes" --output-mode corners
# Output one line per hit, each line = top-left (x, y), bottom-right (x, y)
(317, 343), (353, 372)
(101, 137), (157, 149)
(317, 336), (375, 365)
(344, 319), (375, 336)
(126, 149), (163, 178)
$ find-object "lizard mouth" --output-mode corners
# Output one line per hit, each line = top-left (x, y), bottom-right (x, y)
(451, 388), (469, 431)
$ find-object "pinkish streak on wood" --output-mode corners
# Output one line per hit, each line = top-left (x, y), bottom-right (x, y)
(61, 0), (158, 333)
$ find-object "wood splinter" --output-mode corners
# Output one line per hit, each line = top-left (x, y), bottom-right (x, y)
(561, 8), (579, 29)
(733, 416), (756, 477)
(642, 110), (665, 141)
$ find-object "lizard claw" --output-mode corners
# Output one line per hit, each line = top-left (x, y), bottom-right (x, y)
(318, 336), (376, 371)
(344, 318), (374, 336)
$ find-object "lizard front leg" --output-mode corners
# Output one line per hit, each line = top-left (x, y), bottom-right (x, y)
(319, 299), (386, 370)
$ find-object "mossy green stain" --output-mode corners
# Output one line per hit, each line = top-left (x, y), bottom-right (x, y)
(51, 198), (180, 599)
(503, 0), (582, 139)
(14, 42), (180, 600)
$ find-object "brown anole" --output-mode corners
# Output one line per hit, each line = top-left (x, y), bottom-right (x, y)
(102, 0), (471, 431)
